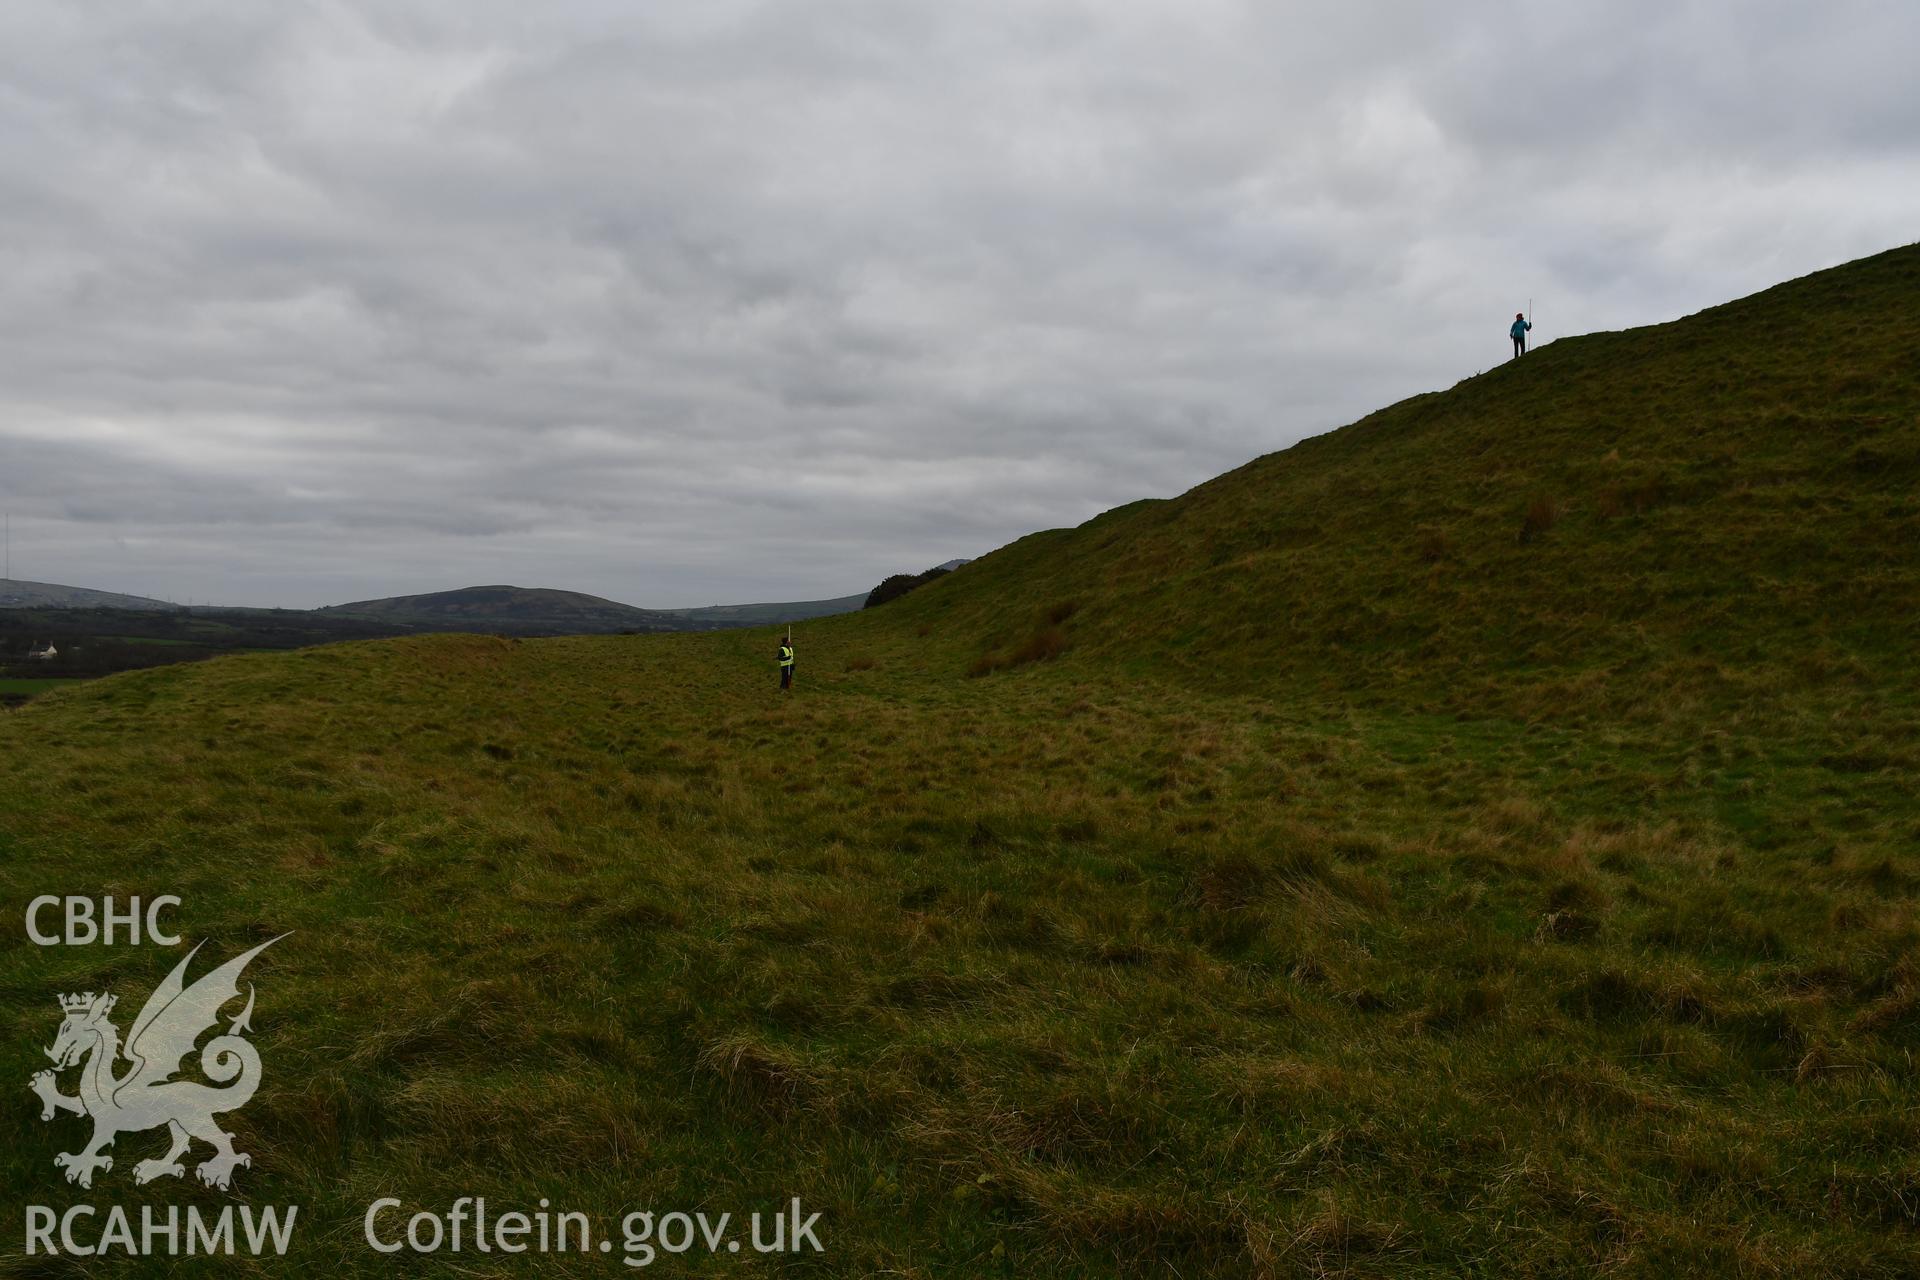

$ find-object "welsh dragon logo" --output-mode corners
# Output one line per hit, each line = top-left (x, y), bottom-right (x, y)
(29, 936), (285, 1191)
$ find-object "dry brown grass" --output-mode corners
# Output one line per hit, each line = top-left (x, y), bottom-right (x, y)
(1519, 495), (1560, 541)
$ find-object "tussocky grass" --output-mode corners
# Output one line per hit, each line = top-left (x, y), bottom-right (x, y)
(1, 246), (1918, 1276)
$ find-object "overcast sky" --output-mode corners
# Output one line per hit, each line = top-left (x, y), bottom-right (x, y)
(1, 1), (1914, 608)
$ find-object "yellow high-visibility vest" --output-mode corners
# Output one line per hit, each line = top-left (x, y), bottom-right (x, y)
(779, 645), (794, 667)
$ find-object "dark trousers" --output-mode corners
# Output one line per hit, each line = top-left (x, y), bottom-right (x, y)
(780, 665), (793, 690)
(1512, 336), (1526, 358)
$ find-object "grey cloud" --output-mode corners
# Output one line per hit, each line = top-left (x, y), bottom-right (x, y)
(0, 0), (1914, 608)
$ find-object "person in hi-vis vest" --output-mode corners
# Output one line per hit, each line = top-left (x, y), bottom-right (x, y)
(778, 637), (795, 691)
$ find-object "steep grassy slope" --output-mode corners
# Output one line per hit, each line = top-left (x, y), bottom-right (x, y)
(866, 243), (1920, 719)
(2, 248), (1918, 1278)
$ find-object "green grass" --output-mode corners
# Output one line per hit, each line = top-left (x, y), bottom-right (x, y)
(1, 247), (1918, 1277)
(0, 677), (75, 697)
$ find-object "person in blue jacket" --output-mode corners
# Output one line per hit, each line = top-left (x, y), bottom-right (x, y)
(1511, 312), (1532, 358)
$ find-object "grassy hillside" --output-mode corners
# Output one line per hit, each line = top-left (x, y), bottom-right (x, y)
(2, 247), (1918, 1277)
(868, 243), (1920, 719)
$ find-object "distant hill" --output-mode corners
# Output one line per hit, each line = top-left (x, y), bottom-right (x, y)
(2, 577), (881, 633)
(318, 584), (870, 635)
(0, 579), (179, 611)
(319, 585), (680, 635)
(658, 594), (868, 628)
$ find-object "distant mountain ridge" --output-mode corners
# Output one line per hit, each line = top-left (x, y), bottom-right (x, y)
(319, 584), (874, 634)
(319, 585), (676, 634)
(0, 579), (179, 611)
(6, 567), (965, 635)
